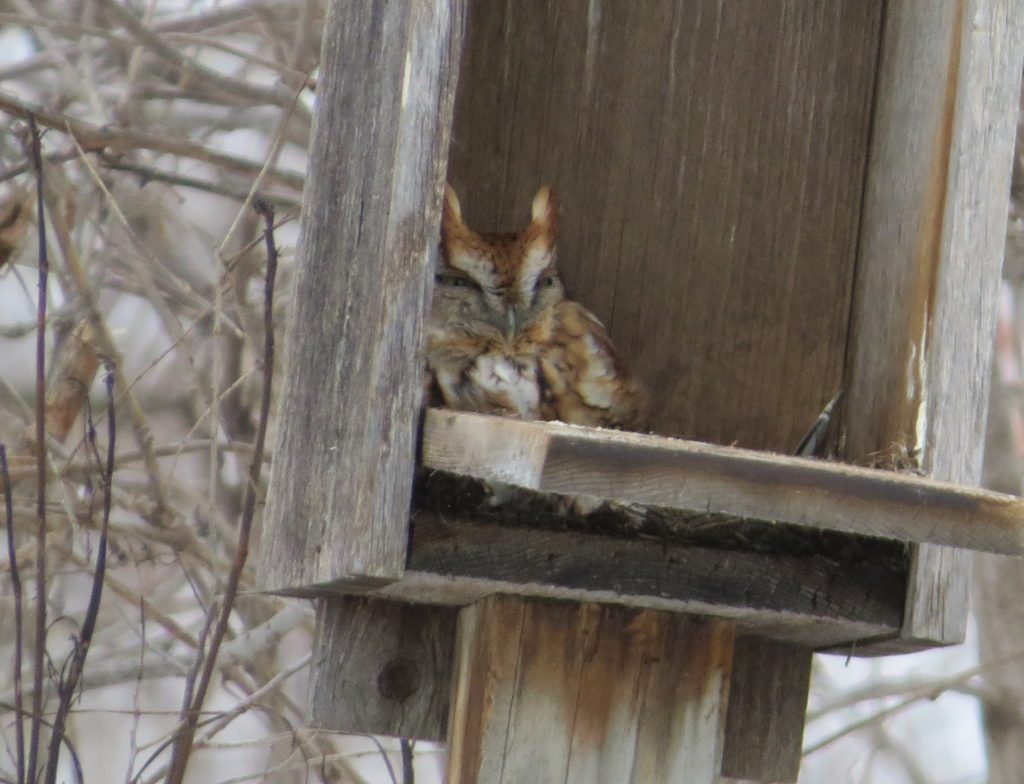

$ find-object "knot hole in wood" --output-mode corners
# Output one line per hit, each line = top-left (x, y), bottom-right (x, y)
(378, 656), (420, 702)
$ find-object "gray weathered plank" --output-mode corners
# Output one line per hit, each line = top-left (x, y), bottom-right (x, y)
(446, 597), (734, 784)
(721, 638), (812, 783)
(308, 597), (456, 740)
(257, 0), (464, 591)
(842, 0), (1024, 650)
(423, 409), (1024, 556)
(380, 512), (903, 648)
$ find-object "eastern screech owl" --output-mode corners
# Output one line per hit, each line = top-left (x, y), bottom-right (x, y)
(426, 184), (647, 431)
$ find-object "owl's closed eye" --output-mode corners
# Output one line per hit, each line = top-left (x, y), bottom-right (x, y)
(426, 184), (647, 431)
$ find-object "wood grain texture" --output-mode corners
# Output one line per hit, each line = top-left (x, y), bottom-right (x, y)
(392, 512), (903, 647)
(721, 638), (812, 783)
(448, 0), (883, 452)
(257, 0), (464, 590)
(308, 597), (457, 741)
(447, 597), (734, 784)
(843, 0), (1024, 650)
(423, 409), (1024, 556)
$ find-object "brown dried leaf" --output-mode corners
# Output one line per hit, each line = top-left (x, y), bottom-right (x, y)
(0, 187), (33, 272)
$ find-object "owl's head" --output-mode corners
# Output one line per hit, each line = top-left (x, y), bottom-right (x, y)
(434, 184), (566, 340)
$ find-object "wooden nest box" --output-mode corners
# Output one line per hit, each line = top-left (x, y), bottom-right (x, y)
(257, 2), (1024, 782)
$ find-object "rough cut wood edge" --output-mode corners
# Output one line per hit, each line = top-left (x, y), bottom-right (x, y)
(842, 0), (1024, 651)
(399, 512), (901, 647)
(720, 638), (812, 783)
(422, 409), (1024, 556)
(307, 597), (456, 741)
(446, 597), (734, 784)
(256, 0), (464, 591)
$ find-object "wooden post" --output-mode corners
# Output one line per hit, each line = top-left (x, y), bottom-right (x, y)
(446, 597), (734, 784)
(720, 638), (813, 782)
(256, 0), (464, 592)
(842, 0), (1024, 652)
(308, 597), (457, 741)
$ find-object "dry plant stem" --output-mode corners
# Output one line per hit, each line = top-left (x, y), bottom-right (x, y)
(401, 739), (414, 784)
(57, 547), (198, 647)
(805, 645), (1024, 757)
(43, 369), (116, 784)
(0, 90), (305, 191)
(162, 32), (315, 87)
(164, 202), (278, 784)
(93, 0), (308, 114)
(139, 654), (312, 784)
(147, 0), (301, 36)
(70, 144), (212, 414)
(1, 446), (25, 784)
(370, 738), (401, 784)
(42, 175), (173, 525)
(97, 156), (299, 210)
(26, 114), (48, 784)
(0, 148), (81, 185)
(803, 692), (926, 756)
(0, 0), (306, 84)
(216, 59), (309, 267)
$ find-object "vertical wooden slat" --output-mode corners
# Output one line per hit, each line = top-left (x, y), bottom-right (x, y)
(842, 0), (1024, 651)
(257, 0), (464, 591)
(308, 598), (457, 741)
(720, 638), (813, 783)
(447, 597), (734, 784)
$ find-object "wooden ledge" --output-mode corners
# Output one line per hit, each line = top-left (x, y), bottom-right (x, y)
(378, 512), (904, 648)
(422, 409), (1024, 557)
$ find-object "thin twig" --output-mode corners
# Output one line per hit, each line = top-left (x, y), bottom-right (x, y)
(93, 0), (308, 114)
(0, 90), (305, 191)
(43, 366), (116, 784)
(137, 654), (311, 784)
(401, 739), (415, 784)
(41, 163), (173, 525)
(25, 113), (48, 784)
(0, 445), (25, 784)
(98, 155), (300, 209)
(0, 148), (80, 185)
(163, 200), (278, 784)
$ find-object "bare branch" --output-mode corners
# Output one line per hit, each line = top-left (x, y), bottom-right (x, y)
(0, 90), (306, 191)
(43, 366), (116, 784)
(1, 444), (25, 784)
(93, 0), (309, 115)
(25, 113), (49, 784)
(164, 200), (279, 783)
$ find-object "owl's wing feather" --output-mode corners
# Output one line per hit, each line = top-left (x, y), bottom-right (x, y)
(538, 301), (647, 430)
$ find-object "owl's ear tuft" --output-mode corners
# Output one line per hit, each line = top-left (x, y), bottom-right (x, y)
(442, 184), (464, 233)
(530, 186), (557, 231)
(526, 186), (557, 252)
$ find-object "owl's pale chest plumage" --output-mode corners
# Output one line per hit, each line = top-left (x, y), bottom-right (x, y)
(426, 185), (647, 431)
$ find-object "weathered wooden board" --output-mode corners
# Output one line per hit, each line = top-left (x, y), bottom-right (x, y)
(721, 638), (812, 782)
(842, 0), (1024, 651)
(446, 597), (734, 784)
(423, 409), (1024, 556)
(257, 0), (464, 591)
(448, 0), (883, 453)
(361, 512), (904, 647)
(307, 597), (456, 741)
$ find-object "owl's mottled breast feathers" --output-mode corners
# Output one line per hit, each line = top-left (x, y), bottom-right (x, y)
(426, 184), (647, 431)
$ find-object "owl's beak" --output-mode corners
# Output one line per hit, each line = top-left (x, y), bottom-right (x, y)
(505, 306), (519, 340)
